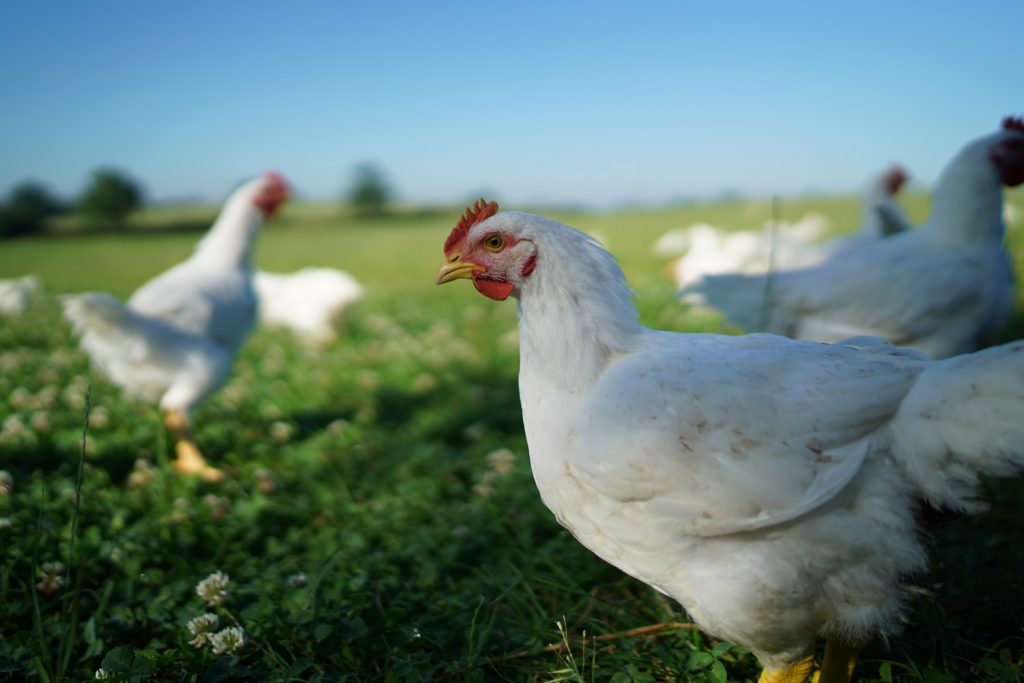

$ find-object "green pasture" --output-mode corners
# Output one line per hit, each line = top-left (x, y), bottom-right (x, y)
(0, 192), (1022, 681)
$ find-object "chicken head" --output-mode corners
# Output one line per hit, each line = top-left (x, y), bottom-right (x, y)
(436, 199), (538, 301)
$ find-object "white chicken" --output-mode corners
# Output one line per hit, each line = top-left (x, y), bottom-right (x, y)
(665, 166), (910, 290)
(254, 267), (363, 344)
(684, 119), (1024, 358)
(62, 172), (289, 481)
(665, 215), (828, 289)
(437, 199), (1024, 683)
(0, 274), (41, 315)
(825, 164), (912, 249)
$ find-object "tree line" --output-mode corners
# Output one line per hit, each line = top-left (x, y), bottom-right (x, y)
(0, 162), (395, 238)
(0, 169), (142, 237)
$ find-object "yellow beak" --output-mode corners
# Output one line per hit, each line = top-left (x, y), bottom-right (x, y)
(436, 256), (485, 285)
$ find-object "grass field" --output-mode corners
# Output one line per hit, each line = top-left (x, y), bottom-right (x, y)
(1, 192), (1023, 682)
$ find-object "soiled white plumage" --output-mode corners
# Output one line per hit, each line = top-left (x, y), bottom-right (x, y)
(438, 205), (1024, 678)
(254, 267), (363, 344)
(62, 173), (287, 415)
(684, 121), (1024, 358)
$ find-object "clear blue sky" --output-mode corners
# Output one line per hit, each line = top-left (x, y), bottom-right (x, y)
(1, 1), (1021, 207)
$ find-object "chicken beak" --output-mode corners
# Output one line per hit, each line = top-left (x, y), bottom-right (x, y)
(436, 255), (485, 285)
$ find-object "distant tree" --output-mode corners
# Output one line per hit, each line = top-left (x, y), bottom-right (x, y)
(0, 181), (64, 238)
(79, 169), (143, 228)
(347, 162), (393, 217)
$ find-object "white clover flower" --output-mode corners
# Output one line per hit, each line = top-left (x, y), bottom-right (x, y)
(186, 613), (220, 647)
(37, 561), (66, 595)
(425, 320), (455, 343)
(411, 373), (437, 393)
(32, 385), (59, 410)
(498, 328), (520, 352)
(286, 572), (307, 588)
(269, 421), (294, 444)
(220, 383), (246, 408)
(171, 497), (192, 524)
(486, 448), (516, 475)
(89, 406), (110, 430)
(94, 668), (111, 680)
(196, 570), (229, 606)
(9, 387), (31, 409)
(0, 415), (35, 447)
(356, 370), (380, 391)
(201, 494), (230, 521)
(462, 422), (486, 443)
(471, 482), (495, 498)
(126, 458), (157, 490)
(0, 470), (12, 496)
(254, 468), (277, 494)
(209, 626), (245, 654)
(30, 411), (52, 435)
(62, 383), (87, 411)
(258, 401), (284, 420)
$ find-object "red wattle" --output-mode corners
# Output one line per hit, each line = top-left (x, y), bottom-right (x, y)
(473, 277), (515, 301)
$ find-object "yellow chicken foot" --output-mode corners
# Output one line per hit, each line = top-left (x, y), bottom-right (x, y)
(758, 654), (815, 683)
(163, 410), (223, 482)
(814, 638), (860, 683)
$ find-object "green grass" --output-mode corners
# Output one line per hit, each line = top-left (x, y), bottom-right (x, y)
(0, 192), (1022, 682)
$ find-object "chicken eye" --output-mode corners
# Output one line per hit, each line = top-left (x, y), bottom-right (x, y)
(483, 234), (505, 252)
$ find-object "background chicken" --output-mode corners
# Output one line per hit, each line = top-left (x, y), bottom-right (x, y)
(664, 166), (909, 290)
(437, 200), (1024, 683)
(62, 172), (288, 481)
(254, 267), (363, 344)
(683, 118), (1024, 358)
(0, 274), (41, 315)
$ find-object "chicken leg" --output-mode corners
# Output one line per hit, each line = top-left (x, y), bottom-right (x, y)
(814, 638), (860, 683)
(163, 410), (223, 482)
(758, 654), (815, 683)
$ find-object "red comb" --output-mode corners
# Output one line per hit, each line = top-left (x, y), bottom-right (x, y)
(883, 165), (908, 194)
(444, 199), (499, 252)
(264, 171), (288, 190)
(1003, 116), (1024, 133)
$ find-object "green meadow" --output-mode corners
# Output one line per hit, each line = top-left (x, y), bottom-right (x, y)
(0, 192), (1022, 681)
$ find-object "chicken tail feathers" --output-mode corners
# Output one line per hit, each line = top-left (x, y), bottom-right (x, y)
(61, 293), (156, 380)
(61, 292), (133, 335)
(61, 292), (230, 408)
(890, 340), (1024, 512)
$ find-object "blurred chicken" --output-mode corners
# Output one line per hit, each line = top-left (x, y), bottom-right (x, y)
(254, 267), (363, 344)
(0, 274), (41, 315)
(62, 172), (288, 481)
(664, 215), (827, 289)
(685, 119), (1024, 358)
(827, 165), (912, 249)
(437, 199), (1024, 683)
(665, 166), (910, 289)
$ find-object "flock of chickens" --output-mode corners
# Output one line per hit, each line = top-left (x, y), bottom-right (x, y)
(5, 116), (1024, 682)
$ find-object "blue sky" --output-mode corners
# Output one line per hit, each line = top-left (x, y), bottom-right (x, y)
(1, 1), (1021, 207)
